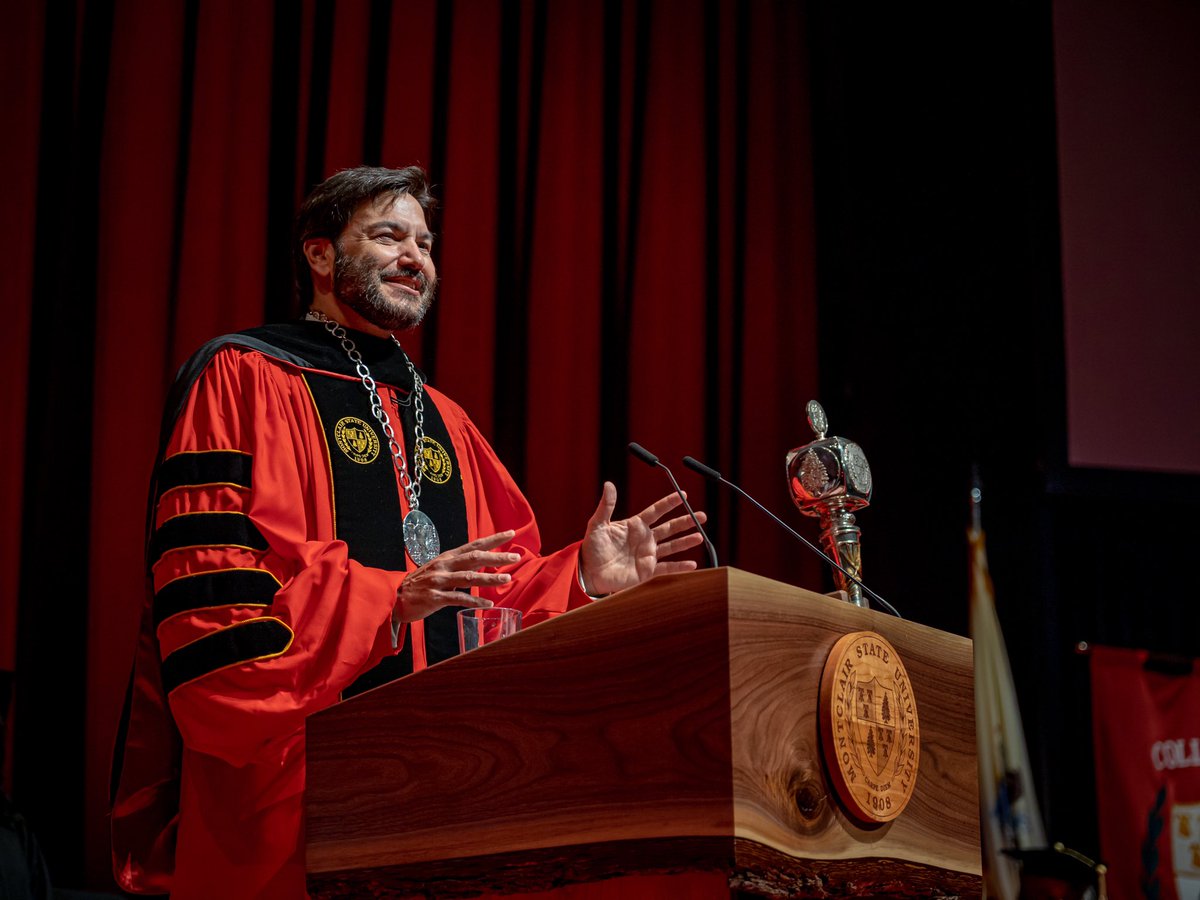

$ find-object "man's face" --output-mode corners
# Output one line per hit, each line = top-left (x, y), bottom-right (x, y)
(331, 193), (438, 332)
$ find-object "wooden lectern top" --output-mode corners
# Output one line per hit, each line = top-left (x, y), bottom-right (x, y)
(306, 568), (980, 898)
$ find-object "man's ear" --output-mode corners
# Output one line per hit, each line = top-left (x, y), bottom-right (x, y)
(303, 237), (335, 277)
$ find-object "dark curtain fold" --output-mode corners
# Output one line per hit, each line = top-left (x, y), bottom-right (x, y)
(0, 1), (44, 689)
(3, 0), (819, 887)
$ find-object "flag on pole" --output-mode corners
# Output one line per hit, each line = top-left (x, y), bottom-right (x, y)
(970, 520), (1047, 899)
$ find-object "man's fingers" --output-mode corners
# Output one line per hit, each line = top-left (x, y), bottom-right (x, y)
(446, 570), (514, 587)
(418, 569), (514, 592)
(436, 549), (522, 572)
(636, 490), (686, 525)
(651, 510), (706, 542)
(587, 481), (618, 530)
(656, 532), (705, 559)
(423, 531), (520, 571)
(455, 530), (517, 552)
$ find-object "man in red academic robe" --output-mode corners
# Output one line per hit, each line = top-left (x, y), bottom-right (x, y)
(111, 166), (705, 899)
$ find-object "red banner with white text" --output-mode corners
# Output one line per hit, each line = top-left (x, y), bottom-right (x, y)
(1092, 645), (1200, 900)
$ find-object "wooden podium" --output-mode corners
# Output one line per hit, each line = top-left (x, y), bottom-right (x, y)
(306, 568), (981, 898)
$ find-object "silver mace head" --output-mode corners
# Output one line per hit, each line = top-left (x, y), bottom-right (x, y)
(785, 400), (873, 608)
(786, 400), (873, 514)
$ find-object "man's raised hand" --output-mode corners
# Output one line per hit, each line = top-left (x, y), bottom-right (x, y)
(578, 482), (707, 597)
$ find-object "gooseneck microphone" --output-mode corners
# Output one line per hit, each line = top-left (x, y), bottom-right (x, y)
(682, 456), (901, 618)
(628, 443), (719, 569)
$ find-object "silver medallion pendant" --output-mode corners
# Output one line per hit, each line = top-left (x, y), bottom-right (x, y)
(403, 509), (441, 565)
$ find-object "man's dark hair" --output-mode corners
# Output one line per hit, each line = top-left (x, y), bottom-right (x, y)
(292, 165), (437, 307)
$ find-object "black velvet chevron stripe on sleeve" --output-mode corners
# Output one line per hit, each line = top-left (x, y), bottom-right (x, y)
(156, 450), (252, 500)
(153, 568), (282, 627)
(150, 512), (269, 566)
(160, 618), (293, 694)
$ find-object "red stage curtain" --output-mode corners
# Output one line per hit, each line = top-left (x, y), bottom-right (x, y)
(6, 0), (818, 887)
(0, 0), (44, 679)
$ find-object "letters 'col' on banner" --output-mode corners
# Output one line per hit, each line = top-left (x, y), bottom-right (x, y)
(1091, 645), (1200, 900)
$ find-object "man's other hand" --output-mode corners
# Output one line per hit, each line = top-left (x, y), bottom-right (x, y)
(394, 530), (520, 622)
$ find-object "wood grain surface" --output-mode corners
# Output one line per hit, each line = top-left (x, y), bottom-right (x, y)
(306, 568), (980, 898)
(723, 569), (978, 875)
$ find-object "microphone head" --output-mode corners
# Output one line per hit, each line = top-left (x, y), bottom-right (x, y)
(682, 455), (722, 481)
(627, 442), (659, 467)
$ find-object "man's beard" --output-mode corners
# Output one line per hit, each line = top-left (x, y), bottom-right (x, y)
(332, 246), (437, 332)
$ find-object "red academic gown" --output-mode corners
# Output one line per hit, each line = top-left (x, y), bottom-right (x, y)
(112, 334), (591, 898)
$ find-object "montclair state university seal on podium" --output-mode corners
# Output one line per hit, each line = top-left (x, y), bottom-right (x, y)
(819, 631), (921, 823)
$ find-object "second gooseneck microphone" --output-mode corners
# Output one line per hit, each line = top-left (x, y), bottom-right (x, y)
(628, 442), (719, 569)
(682, 455), (901, 618)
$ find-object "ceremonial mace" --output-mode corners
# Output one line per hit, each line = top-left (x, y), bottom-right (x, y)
(786, 400), (873, 608)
